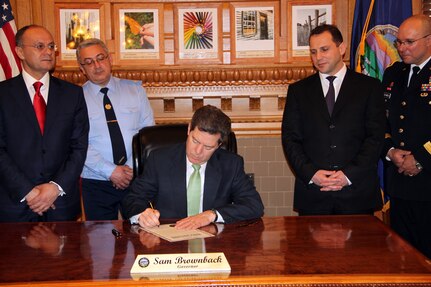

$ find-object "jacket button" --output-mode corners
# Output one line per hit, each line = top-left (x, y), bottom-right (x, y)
(330, 145), (337, 149)
(398, 128), (404, 133)
(401, 101), (407, 106)
(400, 142), (405, 147)
(329, 125), (335, 129)
(400, 115), (405, 120)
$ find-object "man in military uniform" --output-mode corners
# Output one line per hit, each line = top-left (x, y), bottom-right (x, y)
(382, 14), (431, 259)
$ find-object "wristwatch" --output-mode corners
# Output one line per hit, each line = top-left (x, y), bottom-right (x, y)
(415, 161), (423, 170)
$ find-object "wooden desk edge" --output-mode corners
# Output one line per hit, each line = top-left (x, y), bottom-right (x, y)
(3, 274), (431, 287)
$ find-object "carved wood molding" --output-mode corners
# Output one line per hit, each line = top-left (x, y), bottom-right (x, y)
(53, 65), (315, 136)
(53, 65), (315, 87)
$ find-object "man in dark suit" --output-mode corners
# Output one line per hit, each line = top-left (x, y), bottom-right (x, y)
(382, 15), (431, 259)
(282, 24), (386, 215)
(0, 25), (89, 222)
(122, 105), (264, 230)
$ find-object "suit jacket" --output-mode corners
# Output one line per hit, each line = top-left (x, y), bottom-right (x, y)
(382, 61), (431, 201)
(0, 74), (89, 222)
(122, 143), (264, 223)
(282, 69), (386, 212)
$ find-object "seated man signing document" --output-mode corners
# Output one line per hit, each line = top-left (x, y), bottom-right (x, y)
(122, 105), (264, 230)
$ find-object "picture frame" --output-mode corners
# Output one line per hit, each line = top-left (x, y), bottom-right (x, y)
(113, 3), (164, 65)
(55, 3), (104, 66)
(288, 0), (335, 60)
(230, 2), (279, 64)
(174, 3), (223, 64)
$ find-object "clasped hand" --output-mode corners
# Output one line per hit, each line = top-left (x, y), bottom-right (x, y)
(110, 165), (133, 190)
(26, 183), (59, 216)
(387, 148), (421, 176)
(312, 170), (348, 191)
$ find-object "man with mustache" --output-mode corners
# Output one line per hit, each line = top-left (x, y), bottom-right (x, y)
(76, 38), (154, 220)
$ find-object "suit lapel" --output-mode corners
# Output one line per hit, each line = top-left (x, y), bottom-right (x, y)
(409, 60), (431, 91)
(332, 69), (353, 116)
(13, 75), (42, 134)
(309, 74), (331, 120)
(169, 144), (188, 216)
(202, 150), (222, 210)
(44, 76), (62, 135)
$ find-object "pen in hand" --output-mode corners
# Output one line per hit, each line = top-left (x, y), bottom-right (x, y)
(149, 201), (155, 210)
(148, 201), (160, 227)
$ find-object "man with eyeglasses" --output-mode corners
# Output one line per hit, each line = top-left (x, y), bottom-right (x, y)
(76, 38), (154, 220)
(382, 14), (431, 259)
(122, 105), (264, 230)
(0, 25), (89, 222)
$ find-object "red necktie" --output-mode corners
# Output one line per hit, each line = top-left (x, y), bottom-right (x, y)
(33, 81), (46, 134)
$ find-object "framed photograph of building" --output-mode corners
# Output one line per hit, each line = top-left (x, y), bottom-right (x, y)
(288, 1), (334, 59)
(174, 3), (222, 64)
(56, 4), (103, 65)
(231, 2), (279, 63)
(114, 3), (164, 65)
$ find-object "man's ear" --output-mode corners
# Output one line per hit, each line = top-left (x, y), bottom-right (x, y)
(338, 42), (347, 57)
(15, 46), (24, 60)
(79, 65), (86, 76)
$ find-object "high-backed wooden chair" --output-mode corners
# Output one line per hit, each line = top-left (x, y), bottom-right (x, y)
(132, 124), (237, 178)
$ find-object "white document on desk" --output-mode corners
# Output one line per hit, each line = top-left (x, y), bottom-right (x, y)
(140, 224), (214, 242)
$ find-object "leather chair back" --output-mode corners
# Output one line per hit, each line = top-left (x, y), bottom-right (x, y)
(132, 124), (237, 178)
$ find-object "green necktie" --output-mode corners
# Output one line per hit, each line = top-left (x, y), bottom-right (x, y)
(187, 164), (201, 216)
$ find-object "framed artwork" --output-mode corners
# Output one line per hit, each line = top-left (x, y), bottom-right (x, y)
(55, 4), (104, 66)
(113, 4), (164, 65)
(288, 0), (334, 59)
(174, 3), (223, 64)
(230, 2), (279, 64)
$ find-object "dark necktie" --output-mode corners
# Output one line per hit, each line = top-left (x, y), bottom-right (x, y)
(325, 76), (336, 115)
(100, 87), (127, 165)
(409, 66), (420, 87)
(33, 81), (46, 134)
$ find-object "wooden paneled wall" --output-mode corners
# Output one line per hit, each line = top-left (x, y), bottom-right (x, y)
(10, 0), (422, 135)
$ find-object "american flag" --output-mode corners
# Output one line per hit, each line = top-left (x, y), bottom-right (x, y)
(0, 0), (21, 81)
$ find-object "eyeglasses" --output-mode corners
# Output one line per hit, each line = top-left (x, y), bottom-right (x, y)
(21, 43), (57, 51)
(79, 54), (109, 66)
(394, 34), (431, 48)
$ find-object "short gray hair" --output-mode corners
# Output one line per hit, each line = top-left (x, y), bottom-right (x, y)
(76, 38), (109, 62)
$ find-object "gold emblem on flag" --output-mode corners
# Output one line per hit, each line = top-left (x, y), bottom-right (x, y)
(105, 104), (112, 110)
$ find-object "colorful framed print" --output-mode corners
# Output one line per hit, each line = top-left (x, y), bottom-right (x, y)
(114, 3), (164, 65)
(174, 3), (222, 64)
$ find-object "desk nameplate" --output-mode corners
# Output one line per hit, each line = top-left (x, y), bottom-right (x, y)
(131, 252), (231, 276)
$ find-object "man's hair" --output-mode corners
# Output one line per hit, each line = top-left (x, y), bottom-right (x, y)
(15, 25), (44, 46)
(309, 24), (343, 45)
(76, 38), (109, 61)
(190, 105), (231, 144)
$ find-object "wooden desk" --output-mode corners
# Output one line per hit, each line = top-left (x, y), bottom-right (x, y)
(0, 216), (430, 287)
